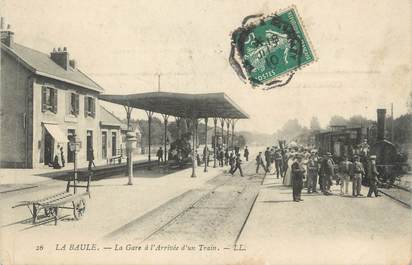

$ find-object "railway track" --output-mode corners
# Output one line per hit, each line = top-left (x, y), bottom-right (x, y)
(378, 184), (411, 208)
(104, 161), (263, 246)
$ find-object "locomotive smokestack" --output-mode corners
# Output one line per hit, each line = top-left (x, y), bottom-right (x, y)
(377, 108), (386, 141)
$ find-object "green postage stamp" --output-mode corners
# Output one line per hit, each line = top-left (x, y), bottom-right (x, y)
(230, 6), (316, 90)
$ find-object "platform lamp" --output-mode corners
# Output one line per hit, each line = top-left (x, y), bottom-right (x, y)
(126, 131), (137, 185)
(69, 134), (82, 194)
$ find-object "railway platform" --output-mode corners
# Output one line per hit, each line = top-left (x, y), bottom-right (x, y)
(1, 152), (410, 265)
(0, 155), (150, 193)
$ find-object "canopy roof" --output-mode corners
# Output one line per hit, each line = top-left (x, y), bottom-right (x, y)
(99, 92), (249, 119)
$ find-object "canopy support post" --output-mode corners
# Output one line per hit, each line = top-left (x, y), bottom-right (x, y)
(213, 117), (218, 168)
(226, 119), (230, 149)
(145, 111), (153, 170)
(191, 117), (197, 178)
(204, 118), (208, 172)
(162, 114), (169, 164)
(231, 119), (237, 149)
(124, 105), (133, 177)
(124, 106), (133, 130)
(175, 117), (182, 139)
(220, 118), (225, 149)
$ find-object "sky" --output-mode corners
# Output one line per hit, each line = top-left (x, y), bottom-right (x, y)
(1, 0), (411, 134)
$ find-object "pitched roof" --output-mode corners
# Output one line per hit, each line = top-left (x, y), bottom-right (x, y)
(99, 105), (125, 127)
(1, 43), (104, 92)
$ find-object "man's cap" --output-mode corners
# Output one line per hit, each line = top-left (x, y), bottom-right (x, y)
(369, 155), (377, 160)
(326, 152), (332, 156)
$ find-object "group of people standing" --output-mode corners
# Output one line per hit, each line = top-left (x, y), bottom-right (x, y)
(255, 145), (382, 202)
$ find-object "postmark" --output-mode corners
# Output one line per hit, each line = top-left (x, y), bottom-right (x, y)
(229, 6), (316, 90)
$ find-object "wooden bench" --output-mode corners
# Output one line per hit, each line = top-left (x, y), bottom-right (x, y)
(106, 148), (124, 165)
(12, 171), (92, 225)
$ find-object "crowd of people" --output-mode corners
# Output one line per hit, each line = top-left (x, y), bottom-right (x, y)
(253, 144), (382, 202)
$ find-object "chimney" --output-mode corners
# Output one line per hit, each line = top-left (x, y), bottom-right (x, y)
(69, 59), (76, 69)
(376, 108), (386, 141)
(50, 46), (69, 70)
(1, 18), (15, 47)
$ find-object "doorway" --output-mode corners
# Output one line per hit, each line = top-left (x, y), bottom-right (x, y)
(112, 132), (117, 156)
(44, 130), (54, 165)
(102, 131), (107, 159)
(87, 130), (93, 157)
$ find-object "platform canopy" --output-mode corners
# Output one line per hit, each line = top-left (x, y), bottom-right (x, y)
(99, 92), (249, 119)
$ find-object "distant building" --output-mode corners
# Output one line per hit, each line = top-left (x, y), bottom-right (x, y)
(0, 19), (125, 168)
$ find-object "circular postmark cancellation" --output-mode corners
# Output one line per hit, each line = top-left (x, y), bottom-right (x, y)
(229, 6), (316, 90)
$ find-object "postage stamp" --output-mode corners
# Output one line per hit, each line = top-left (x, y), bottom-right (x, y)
(229, 6), (316, 90)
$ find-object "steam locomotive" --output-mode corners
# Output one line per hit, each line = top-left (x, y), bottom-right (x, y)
(315, 109), (408, 184)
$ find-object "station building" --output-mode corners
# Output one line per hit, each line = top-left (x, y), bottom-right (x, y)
(0, 22), (126, 168)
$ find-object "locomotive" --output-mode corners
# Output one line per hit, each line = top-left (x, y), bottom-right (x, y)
(315, 109), (408, 184)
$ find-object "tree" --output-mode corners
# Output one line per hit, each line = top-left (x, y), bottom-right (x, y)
(393, 113), (412, 144)
(275, 119), (307, 142)
(309, 116), (321, 131)
(328, 115), (348, 127)
(347, 115), (373, 128)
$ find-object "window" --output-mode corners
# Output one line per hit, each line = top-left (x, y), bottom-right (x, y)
(41, 86), (58, 113)
(84, 96), (95, 118)
(70, 93), (80, 116)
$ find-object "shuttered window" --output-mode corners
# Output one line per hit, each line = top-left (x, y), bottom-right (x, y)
(84, 96), (96, 118)
(70, 93), (80, 116)
(41, 86), (58, 114)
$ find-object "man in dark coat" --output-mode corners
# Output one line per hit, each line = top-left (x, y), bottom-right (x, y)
(307, 153), (319, 193)
(219, 149), (224, 167)
(230, 153), (244, 177)
(352, 155), (365, 197)
(321, 153), (335, 195)
(255, 152), (267, 175)
(229, 152), (236, 173)
(224, 148), (229, 166)
(244, 146), (249, 161)
(264, 147), (271, 173)
(367, 155), (381, 197)
(274, 149), (283, 179)
(291, 154), (305, 202)
(87, 147), (95, 171)
(156, 147), (164, 165)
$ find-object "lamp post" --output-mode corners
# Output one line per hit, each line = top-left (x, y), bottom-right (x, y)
(70, 134), (81, 194)
(126, 131), (137, 185)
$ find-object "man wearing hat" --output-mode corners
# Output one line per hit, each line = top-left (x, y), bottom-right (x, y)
(352, 155), (365, 197)
(307, 152), (319, 193)
(291, 153), (305, 202)
(274, 149), (283, 179)
(321, 152), (335, 195)
(339, 156), (353, 195)
(367, 155), (381, 197)
(230, 153), (244, 177)
(255, 151), (267, 175)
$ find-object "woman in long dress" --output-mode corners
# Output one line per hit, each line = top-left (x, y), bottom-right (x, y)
(283, 154), (295, 186)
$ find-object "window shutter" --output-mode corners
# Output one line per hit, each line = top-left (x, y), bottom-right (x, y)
(91, 98), (96, 117)
(52, 89), (58, 113)
(41, 86), (47, 112)
(67, 92), (71, 115)
(84, 96), (89, 117)
(75, 94), (80, 115)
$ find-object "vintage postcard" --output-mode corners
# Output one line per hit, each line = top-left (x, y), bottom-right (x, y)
(0, 1), (411, 265)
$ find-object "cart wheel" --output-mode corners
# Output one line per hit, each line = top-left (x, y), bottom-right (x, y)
(44, 207), (54, 217)
(73, 199), (86, 220)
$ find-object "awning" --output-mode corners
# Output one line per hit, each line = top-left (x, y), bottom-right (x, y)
(44, 123), (68, 143)
(99, 92), (249, 119)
